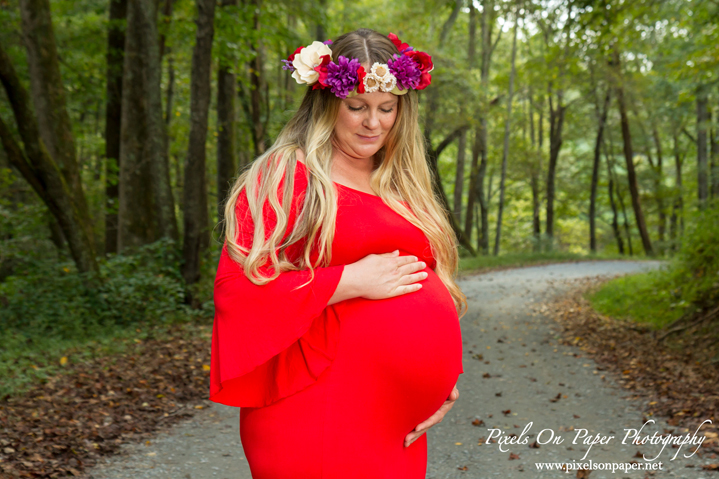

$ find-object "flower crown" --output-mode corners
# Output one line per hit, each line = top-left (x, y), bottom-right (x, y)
(281, 33), (434, 99)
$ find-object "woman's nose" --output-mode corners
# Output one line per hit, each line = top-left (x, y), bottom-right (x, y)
(363, 110), (381, 130)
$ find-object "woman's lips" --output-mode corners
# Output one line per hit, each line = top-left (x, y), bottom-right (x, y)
(357, 134), (380, 141)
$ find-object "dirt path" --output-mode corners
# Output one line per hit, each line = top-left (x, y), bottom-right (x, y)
(86, 261), (716, 479)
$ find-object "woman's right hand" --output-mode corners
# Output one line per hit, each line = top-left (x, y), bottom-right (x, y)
(328, 250), (427, 305)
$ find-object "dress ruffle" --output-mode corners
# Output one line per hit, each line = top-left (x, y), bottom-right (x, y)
(209, 161), (345, 408)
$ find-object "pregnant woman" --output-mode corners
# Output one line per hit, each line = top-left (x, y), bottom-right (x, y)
(209, 28), (467, 478)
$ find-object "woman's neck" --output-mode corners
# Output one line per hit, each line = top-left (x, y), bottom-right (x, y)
(330, 146), (375, 188)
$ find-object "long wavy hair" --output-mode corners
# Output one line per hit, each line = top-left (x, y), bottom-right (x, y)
(220, 28), (468, 319)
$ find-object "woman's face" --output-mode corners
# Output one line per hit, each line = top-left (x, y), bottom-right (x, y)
(332, 91), (399, 161)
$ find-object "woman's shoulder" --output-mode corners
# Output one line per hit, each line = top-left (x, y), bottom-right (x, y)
(295, 147), (306, 166)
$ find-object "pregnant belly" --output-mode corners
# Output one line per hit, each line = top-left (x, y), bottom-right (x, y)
(329, 269), (463, 438)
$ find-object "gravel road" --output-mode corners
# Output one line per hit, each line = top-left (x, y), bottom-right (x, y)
(86, 260), (717, 479)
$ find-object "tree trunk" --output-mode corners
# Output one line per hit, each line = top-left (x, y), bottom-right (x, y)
(528, 85), (541, 251)
(0, 45), (98, 275)
(604, 145), (624, 255)
(18, 0), (97, 256)
(670, 131), (684, 248)
(426, 126), (475, 255)
(545, 84), (566, 246)
(611, 46), (653, 256)
(181, 0), (216, 296)
(493, 7), (520, 256)
(711, 107), (719, 198)
(119, 0), (178, 251)
(696, 84), (709, 208)
(158, 0), (174, 59)
(607, 128), (633, 255)
(465, 0), (497, 255)
(651, 125), (666, 247)
(452, 1), (478, 228)
(104, 0), (128, 256)
(248, 0), (266, 157)
(452, 129), (466, 223)
(217, 0), (238, 226)
(590, 87), (611, 253)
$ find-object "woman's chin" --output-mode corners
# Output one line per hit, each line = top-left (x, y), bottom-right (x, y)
(349, 144), (383, 159)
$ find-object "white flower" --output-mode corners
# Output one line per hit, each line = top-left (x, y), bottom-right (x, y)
(291, 41), (332, 85)
(380, 74), (397, 92)
(363, 73), (381, 93)
(370, 62), (391, 82)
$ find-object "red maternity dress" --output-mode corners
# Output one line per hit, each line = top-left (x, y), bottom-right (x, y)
(209, 160), (464, 478)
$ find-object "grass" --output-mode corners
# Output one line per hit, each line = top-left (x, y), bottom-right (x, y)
(457, 251), (635, 277)
(0, 315), (212, 400)
(586, 268), (685, 329)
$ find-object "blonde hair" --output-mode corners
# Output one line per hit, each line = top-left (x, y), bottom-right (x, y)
(220, 28), (467, 319)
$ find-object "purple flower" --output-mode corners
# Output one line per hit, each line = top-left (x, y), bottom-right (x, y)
(281, 59), (295, 72)
(325, 55), (361, 99)
(388, 53), (421, 91)
(323, 39), (333, 45)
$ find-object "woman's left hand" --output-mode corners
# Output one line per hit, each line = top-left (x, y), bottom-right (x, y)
(404, 384), (459, 448)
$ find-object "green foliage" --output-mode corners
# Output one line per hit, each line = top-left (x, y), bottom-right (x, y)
(668, 203), (719, 308)
(0, 238), (203, 342)
(588, 267), (682, 328)
(589, 203), (719, 327)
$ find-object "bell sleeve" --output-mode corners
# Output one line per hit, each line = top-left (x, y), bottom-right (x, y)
(209, 164), (345, 408)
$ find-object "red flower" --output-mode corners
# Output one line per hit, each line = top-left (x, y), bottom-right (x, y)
(405, 50), (433, 90)
(356, 65), (366, 94)
(287, 46), (303, 62)
(312, 54), (331, 90)
(388, 32), (410, 53)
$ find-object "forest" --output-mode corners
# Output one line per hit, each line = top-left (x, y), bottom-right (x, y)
(1, 0), (719, 477)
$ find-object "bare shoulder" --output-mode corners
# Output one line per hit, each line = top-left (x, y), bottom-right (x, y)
(295, 148), (306, 165)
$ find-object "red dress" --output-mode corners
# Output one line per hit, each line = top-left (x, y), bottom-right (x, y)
(209, 160), (464, 478)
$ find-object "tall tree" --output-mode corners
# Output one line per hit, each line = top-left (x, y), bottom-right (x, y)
(104, 0), (128, 256)
(0, 44), (98, 275)
(604, 142), (624, 255)
(493, 4), (520, 256)
(217, 0), (238, 225)
(589, 80), (611, 253)
(181, 0), (216, 298)
(118, 0), (178, 251)
(245, 0), (267, 157)
(526, 42), (542, 251)
(465, 0), (501, 254)
(711, 106), (719, 198)
(18, 0), (97, 257)
(537, 6), (574, 247)
(696, 83), (710, 208)
(671, 129), (686, 246)
(610, 45), (653, 256)
(453, 0), (476, 224)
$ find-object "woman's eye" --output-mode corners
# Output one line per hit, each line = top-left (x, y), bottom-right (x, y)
(381, 108), (394, 113)
(348, 106), (363, 111)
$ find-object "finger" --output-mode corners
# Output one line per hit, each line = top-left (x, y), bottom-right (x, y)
(401, 271), (428, 285)
(395, 283), (422, 296)
(404, 430), (425, 447)
(394, 254), (419, 267)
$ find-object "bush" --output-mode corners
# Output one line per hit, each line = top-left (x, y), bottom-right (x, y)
(589, 202), (719, 326)
(0, 238), (210, 343)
